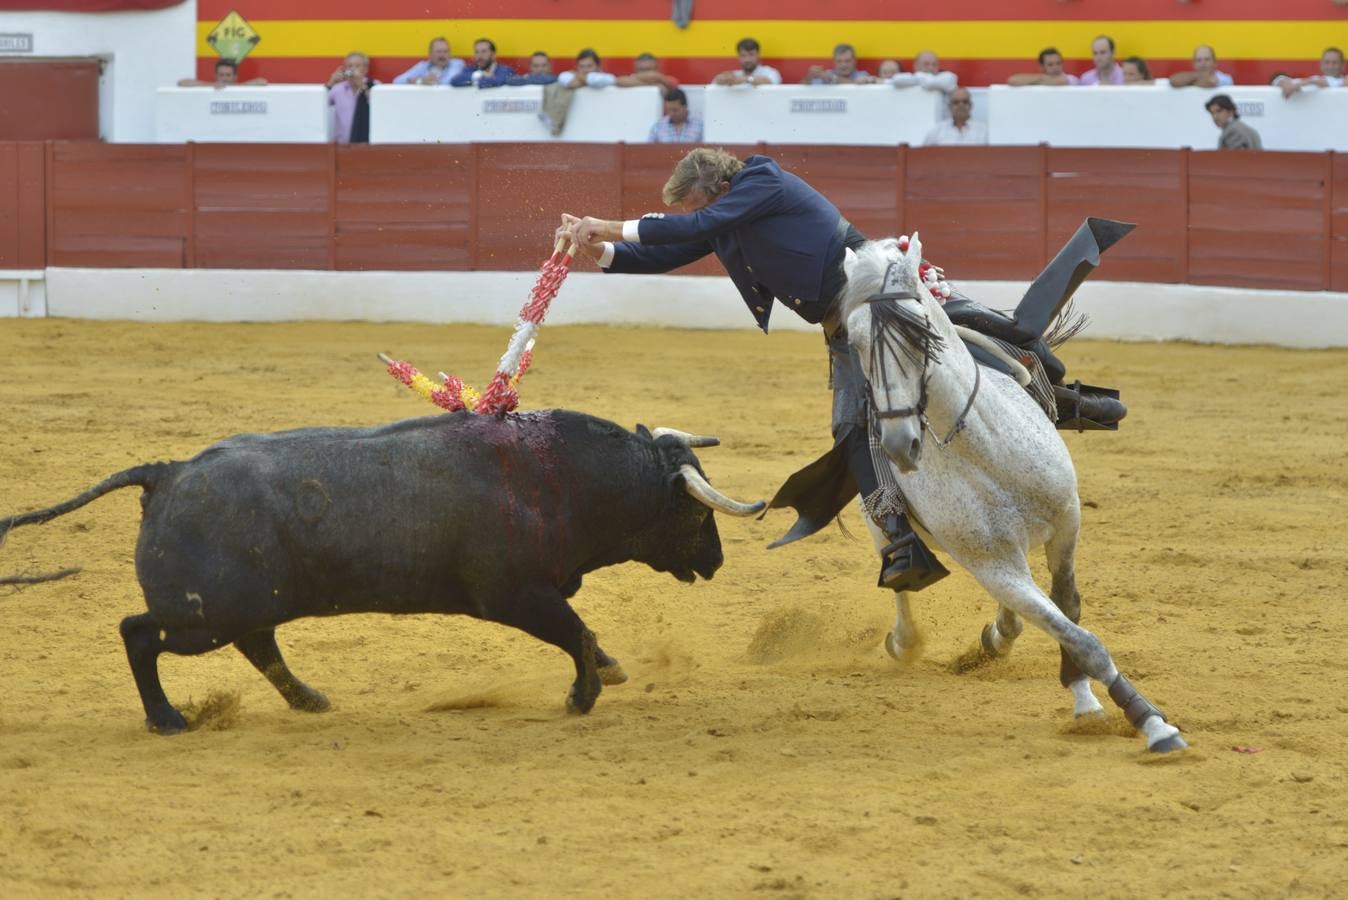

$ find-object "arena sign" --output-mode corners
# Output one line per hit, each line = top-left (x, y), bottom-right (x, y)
(0, 33), (34, 52)
(206, 9), (259, 63)
(790, 99), (847, 114)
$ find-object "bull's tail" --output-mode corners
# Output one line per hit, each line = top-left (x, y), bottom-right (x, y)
(0, 463), (168, 543)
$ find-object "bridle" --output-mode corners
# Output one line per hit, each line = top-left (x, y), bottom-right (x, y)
(864, 292), (980, 449)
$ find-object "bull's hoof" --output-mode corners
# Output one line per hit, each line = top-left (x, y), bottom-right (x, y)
(146, 708), (188, 735)
(1148, 733), (1189, 754)
(598, 662), (629, 686)
(288, 688), (331, 713)
(565, 686), (598, 715)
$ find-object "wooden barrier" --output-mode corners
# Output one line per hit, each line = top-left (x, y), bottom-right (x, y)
(0, 142), (45, 269)
(0, 141), (1340, 294)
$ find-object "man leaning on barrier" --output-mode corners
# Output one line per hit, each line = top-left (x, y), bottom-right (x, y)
(1008, 48), (1078, 86)
(713, 37), (783, 86)
(1169, 45), (1235, 88)
(450, 38), (516, 88)
(178, 58), (266, 88)
(393, 37), (464, 86)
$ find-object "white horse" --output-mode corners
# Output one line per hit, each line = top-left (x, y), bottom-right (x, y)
(842, 235), (1186, 753)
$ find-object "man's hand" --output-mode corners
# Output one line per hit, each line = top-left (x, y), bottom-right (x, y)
(556, 213), (609, 263)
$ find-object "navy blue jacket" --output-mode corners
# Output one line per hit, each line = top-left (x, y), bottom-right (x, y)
(606, 155), (844, 332)
(449, 63), (518, 88)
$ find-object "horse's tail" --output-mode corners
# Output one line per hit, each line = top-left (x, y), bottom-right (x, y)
(1044, 299), (1090, 350)
(0, 463), (169, 545)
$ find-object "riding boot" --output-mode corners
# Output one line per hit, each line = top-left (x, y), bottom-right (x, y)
(1054, 380), (1127, 432)
(877, 512), (950, 592)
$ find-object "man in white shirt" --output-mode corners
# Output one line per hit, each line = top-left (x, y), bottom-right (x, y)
(923, 88), (988, 145)
(558, 49), (618, 89)
(713, 37), (783, 86)
(1278, 46), (1345, 97)
(1168, 45), (1235, 88)
(888, 50), (958, 93)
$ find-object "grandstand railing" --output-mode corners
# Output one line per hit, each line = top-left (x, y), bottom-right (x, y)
(1, 141), (1344, 293)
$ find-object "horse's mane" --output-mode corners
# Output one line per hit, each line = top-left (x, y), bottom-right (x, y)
(839, 239), (946, 391)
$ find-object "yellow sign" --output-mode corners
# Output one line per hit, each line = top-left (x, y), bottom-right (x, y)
(207, 10), (260, 63)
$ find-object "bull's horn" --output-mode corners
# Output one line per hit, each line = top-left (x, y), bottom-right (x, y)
(679, 464), (765, 517)
(652, 428), (720, 448)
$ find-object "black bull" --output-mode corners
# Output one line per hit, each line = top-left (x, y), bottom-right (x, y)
(0, 410), (763, 733)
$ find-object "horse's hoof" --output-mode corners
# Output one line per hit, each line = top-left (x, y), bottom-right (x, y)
(980, 623), (1001, 658)
(883, 631), (904, 660)
(1148, 734), (1189, 753)
(1073, 706), (1106, 720)
(598, 663), (628, 686)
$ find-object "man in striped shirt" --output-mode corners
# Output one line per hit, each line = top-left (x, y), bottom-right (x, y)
(648, 88), (703, 143)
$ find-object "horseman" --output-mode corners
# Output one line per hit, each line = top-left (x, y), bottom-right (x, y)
(558, 148), (1126, 594)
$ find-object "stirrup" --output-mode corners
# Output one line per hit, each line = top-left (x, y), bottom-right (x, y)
(1054, 380), (1126, 432)
(878, 532), (950, 593)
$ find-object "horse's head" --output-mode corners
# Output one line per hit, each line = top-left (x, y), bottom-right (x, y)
(842, 234), (947, 473)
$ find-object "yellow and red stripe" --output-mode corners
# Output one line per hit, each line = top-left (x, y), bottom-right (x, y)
(197, 1), (1347, 87)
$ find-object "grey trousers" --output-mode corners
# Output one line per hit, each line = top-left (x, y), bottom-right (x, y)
(824, 317), (904, 525)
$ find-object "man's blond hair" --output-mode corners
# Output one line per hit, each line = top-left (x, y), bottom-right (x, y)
(662, 148), (745, 206)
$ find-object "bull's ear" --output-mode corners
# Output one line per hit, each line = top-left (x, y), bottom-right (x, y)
(636, 424), (652, 439)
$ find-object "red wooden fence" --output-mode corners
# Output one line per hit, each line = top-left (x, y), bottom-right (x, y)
(1, 141), (1342, 293)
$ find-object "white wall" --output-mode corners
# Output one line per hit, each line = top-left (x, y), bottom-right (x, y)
(24, 267), (1348, 349)
(1, 1), (196, 142)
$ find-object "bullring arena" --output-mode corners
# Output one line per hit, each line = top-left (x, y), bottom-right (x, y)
(4, 1), (1348, 898)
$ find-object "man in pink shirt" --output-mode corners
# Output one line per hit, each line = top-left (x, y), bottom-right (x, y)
(327, 52), (373, 144)
(1079, 36), (1124, 85)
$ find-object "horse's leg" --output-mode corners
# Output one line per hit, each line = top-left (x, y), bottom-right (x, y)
(970, 559), (1186, 753)
(980, 605), (1024, 659)
(865, 508), (923, 663)
(1044, 526), (1104, 718)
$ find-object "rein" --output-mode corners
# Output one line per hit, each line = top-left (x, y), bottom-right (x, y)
(865, 292), (980, 448)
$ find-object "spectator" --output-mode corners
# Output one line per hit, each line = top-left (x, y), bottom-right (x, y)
(877, 59), (901, 80)
(1206, 94), (1261, 150)
(1121, 57), (1153, 84)
(617, 52), (678, 88)
(888, 50), (958, 92)
(1008, 47), (1078, 86)
(505, 51), (558, 86)
(923, 88), (988, 145)
(326, 52), (374, 144)
(558, 49), (618, 89)
(648, 88), (703, 143)
(803, 43), (872, 84)
(450, 38), (516, 87)
(178, 58), (266, 88)
(713, 37), (783, 86)
(1279, 46), (1345, 97)
(1079, 35), (1123, 85)
(393, 37), (464, 85)
(1168, 45), (1235, 88)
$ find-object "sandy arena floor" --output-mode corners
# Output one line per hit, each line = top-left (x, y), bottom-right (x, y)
(1, 319), (1345, 898)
